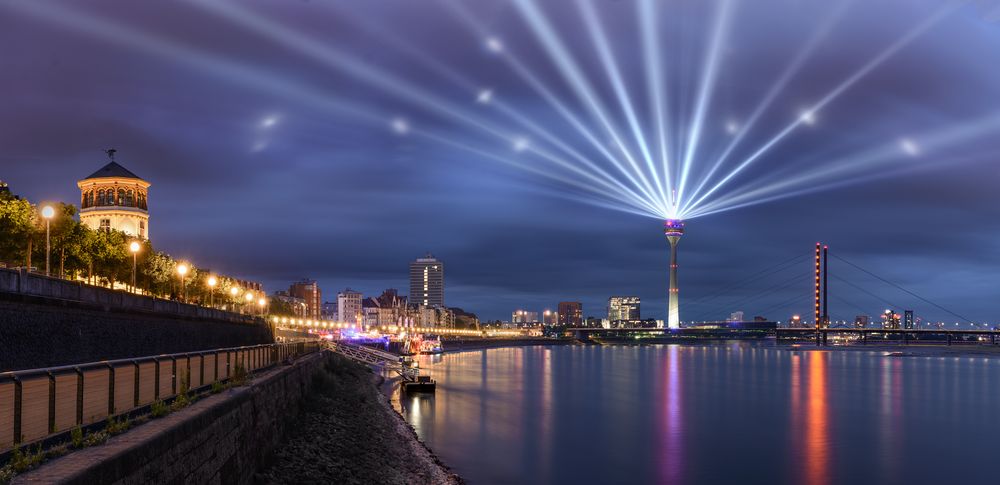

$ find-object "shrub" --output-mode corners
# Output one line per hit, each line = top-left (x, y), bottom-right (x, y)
(70, 426), (84, 448)
(230, 362), (249, 387)
(150, 399), (168, 418)
(105, 416), (131, 435)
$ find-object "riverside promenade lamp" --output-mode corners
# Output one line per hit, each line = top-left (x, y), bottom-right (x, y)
(41, 205), (55, 276)
(244, 291), (254, 314)
(207, 276), (218, 307)
(177, 263), (189, 302)
(257, 297), (267, 316)
(129, 241), (141, 293)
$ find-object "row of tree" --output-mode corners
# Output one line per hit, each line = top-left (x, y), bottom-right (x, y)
(0, 186), (259, 308)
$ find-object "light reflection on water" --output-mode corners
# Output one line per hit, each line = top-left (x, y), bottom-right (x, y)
(397, 344), (1000, 485)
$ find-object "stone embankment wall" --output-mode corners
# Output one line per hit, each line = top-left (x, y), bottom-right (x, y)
(14, 352), (460, 485)
(0, 295), (273, 371)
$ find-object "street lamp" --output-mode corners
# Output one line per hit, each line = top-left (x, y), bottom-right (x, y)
(245, 291), (253, 314)
(257, 297), (266, 316)
(230, 286), (240, 311)
(41, 205), (55, 276)
(177, 263), (189, 302)
(129, 241), (141, 293)
(207, 276), (218, 307)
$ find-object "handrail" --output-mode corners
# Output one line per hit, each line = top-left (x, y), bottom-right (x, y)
(328, 341), (418, 381)
(0, 340), (322, 456)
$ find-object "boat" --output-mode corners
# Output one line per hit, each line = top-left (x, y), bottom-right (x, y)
(419, 335), (444, 354)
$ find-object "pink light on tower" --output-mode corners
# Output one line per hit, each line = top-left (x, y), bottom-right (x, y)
(664, 220), (685, 329)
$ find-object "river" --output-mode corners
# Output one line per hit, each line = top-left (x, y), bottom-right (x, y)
(397, 343), (1000, 485)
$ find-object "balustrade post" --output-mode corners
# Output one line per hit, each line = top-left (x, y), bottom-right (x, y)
(75, 367), (84, 425)
(171, 357), (177, 395)
(48, 371), (56, 433)
(13, 376), (22, 445)
(107, 363), (115, 416)
(154, 359), (160, 400)
(133, 361), (140, 407)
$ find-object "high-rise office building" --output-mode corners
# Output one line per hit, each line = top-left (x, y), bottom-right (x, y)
(558, 301), (583, 326)
(337, 288), (363, 324)
(289, 279), (322, 320)
(542, 309), (558, 326)
(608, 296), (641, 323)
(903, 310), (915, 329)
(512, 310), (539, 325)
(410, 254), (444, 308)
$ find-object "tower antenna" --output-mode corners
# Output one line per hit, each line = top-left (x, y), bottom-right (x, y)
(105, 148), (117, 162)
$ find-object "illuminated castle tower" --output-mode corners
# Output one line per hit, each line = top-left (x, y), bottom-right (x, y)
(664, 219), (684, 329)
(77, 151), (150, 240)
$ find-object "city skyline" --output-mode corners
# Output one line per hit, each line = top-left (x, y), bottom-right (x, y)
(2, 1), (999, 322)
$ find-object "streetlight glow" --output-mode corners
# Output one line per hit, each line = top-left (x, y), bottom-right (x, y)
(129, 241), (141, 293)
(41, 205), (55, 277)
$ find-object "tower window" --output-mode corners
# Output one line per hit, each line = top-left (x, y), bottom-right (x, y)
(125, 190), (134, 207)
(139, 220), (146, 239)
(99, 219), (111, 232)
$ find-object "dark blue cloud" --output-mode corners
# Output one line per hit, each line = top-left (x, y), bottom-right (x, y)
(2, 0), (998, 323)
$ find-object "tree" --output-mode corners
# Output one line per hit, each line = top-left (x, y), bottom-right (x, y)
(89, 229), (128, 287)
(0, 196), (34, 267)
(142, 250), (177, 297)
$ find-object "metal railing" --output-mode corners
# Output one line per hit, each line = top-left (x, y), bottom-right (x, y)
(0, 340), (321, 454)
(328, 341), (418, 381)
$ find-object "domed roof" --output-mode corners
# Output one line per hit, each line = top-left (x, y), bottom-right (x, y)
(82, 161), (143, 181)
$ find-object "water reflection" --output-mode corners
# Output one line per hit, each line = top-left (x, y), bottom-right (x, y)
(397, 345), (1000, 485)
(805, 353), (830, 485)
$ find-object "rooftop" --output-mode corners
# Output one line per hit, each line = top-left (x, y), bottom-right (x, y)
(82, 161), (143, 181)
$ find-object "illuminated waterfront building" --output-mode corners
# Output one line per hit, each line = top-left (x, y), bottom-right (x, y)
(558, 301), (583, 326)
(854, 315), (870, 329)
(608, 296), (640, 324)
(903, 310), (915, 329)
(337, 288), (363, 324)
(410, 254), (444, 308)
(77, 156), (150, 240)
(289, 279), (322, 320)
(542, 309), (558, 326)
(512, 310), (539, 325)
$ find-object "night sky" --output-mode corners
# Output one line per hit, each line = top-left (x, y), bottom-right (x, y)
(2, 0), (999, 323)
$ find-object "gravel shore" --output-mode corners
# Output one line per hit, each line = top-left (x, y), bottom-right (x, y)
(255, 353), (462, 485)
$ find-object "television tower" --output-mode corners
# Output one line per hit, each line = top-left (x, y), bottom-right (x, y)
(664, 219), (684, 329)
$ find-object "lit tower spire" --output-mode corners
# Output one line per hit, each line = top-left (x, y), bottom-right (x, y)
(664, 219), (685, 329)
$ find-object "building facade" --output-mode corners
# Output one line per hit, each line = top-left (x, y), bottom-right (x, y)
(512, 310), (539, 325)
(409, 254), (444, 308)
(542, 309), (558, 326)
(288, 279), (322, 320)
(77, 160), (150, 239)
(608, 296), (640, 323)
(558, 301), (583, 326)
(337, 288), (363, 324)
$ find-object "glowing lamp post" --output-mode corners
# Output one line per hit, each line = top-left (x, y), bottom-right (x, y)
(664, 219), (685, 329)
(41, 205), (55, 276)
(207, 276), (218, 307)
(177, 263), (189, 303)
(257, 297), (267, 316)
(229, 286), (240, 311)
(129, 241), (141, 293)
(245, 291), (254, 314)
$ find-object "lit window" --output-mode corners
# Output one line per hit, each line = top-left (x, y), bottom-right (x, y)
(99, 219), (111, 232)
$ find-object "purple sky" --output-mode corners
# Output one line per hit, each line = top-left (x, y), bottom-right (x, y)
(2, 0), (999, 323)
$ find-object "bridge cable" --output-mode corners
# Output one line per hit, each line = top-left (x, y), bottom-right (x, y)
(831, 254), (975, 323)
(686, 252), (812, 308)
